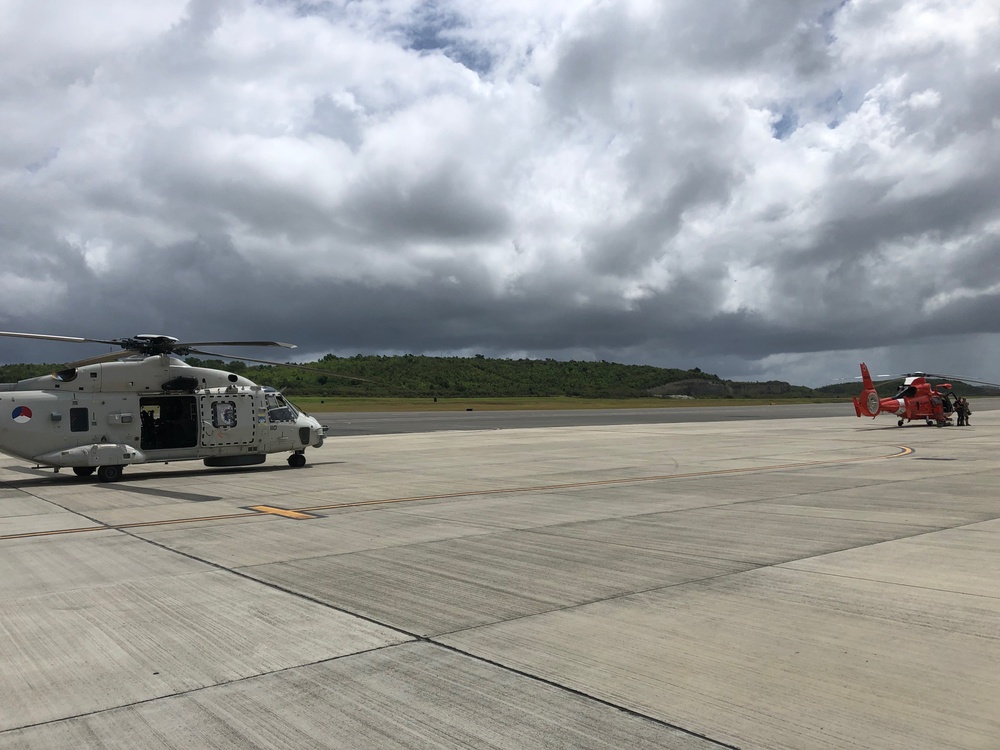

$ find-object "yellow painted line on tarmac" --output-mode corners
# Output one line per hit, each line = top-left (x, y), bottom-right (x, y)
(1, 444), (910, 541)
(0, 506), (302, 541)
(248, 505), (316, 520)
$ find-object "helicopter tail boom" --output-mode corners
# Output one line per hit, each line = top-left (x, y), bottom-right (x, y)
(854, 362), (881, 418)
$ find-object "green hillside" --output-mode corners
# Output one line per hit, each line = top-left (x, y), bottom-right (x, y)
(195, 354), (723, 399)
(2, 355), (996, 399)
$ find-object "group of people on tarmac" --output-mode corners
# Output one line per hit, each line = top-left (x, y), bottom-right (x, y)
(953, 395), (972, 426)
(940, 393), (972, 426)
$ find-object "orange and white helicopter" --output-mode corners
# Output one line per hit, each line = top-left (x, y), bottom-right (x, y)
(0, 330), (334, 481)
(853, 362), (988, 427)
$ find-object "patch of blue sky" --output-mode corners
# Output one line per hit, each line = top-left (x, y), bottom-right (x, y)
(286, 1), (335, 19)
(771, 110), (798, 140)
(400, 4), (493, 74)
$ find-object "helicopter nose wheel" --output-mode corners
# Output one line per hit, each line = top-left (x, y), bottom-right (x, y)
(97, 465), (124, 482)
(287, 452), (307, 468)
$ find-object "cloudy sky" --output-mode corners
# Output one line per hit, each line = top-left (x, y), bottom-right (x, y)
(1, 0), (998, 387)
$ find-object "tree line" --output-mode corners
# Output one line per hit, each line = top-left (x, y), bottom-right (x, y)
(0, 355), (722, 398)
(3, 355), (996, 398)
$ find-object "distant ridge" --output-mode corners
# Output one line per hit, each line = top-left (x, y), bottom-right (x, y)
(2, 356), (998, 399)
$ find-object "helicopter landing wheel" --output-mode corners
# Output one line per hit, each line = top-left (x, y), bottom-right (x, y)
(287, 452), (307, 468)
(73, 466), (96, 477)
(897, 419), (904, 427)
(97, 465), (124, 482)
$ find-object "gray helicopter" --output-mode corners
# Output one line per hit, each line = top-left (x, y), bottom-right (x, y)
(0, 331), (328, 481)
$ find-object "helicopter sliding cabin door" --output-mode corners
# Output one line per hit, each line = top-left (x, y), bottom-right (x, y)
(140, 396), (198, 450)
(199, 393), (259, 451)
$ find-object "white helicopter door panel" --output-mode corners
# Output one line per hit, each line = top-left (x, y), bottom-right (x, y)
(262, 391), (298, 451)
(200, 394), (259, 448)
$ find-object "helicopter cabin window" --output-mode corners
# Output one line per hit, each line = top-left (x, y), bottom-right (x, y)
(211, 401), (238, 428)
(265, 393), (296, 422)
(70, 407), (89, 432)
(894, 384), (917, 399)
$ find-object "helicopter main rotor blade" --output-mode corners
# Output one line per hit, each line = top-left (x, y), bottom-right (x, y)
(876, 370), (1000, 388)
(175, 340), (296, 349)
(64, 350), (141, 368)
(921, 374), (1000, 388)
(0, 330), (121, 347)
(186, 348), (378, 383)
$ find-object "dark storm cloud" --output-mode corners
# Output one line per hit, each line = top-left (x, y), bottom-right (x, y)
(343, 166), (510, 243)
(0, 0), (998, 387)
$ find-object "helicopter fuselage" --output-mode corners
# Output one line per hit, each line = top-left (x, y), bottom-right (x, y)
(853, 363), (956, 426)
(0, 355), (326, 480)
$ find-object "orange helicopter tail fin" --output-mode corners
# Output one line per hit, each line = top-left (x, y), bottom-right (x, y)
(853, 362), (880, 418)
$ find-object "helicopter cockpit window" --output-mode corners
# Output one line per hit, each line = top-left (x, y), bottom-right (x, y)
(211, 401), (238, 428)
(53, 368), (77, 383)
(265, 393), (296, 422)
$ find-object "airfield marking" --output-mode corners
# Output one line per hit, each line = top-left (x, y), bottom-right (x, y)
(248, 505), (317, 520)
(0, 444), (911, 541)
(0, 507), (293, 541)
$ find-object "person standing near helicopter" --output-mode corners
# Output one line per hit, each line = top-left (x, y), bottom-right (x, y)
(955, 397), (973, 426)
(962, 397), (972, 426)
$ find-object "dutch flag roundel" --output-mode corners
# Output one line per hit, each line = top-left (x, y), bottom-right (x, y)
(12, 405), (32, 424)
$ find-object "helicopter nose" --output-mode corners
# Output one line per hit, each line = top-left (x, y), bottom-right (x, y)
(298, 415), (326, 447)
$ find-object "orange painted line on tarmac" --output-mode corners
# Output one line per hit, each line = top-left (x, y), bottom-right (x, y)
(0, 508), (275, 541)
(248, 505), (316, 520)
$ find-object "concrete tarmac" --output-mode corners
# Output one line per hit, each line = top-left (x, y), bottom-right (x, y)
(1, 405), (999, 749)
(318, 401), (854, 436)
